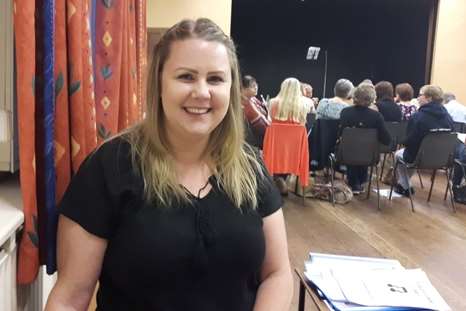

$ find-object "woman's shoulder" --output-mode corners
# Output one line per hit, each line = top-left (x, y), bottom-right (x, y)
(91, 136), (132, 165)
(83, 136), (136, 187)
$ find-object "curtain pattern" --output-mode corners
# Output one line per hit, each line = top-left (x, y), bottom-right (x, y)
(14, 0), (146, 283)
(95, 0), (145, 141)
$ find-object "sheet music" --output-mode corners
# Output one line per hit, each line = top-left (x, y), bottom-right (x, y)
(303, 253), (451, 311)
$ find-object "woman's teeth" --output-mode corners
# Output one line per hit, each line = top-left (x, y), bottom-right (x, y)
(184, 107), (210, 114)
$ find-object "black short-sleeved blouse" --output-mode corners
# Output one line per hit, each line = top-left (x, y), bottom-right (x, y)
(58, 137), (282, 311)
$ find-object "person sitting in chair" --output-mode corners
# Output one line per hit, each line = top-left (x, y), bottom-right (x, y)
(241, 75), (270, 149)
(339, 84), (391, 194)
(269, 77), (310, 195)
(394, 85), (455, 196)
(316, 79), (354, 120)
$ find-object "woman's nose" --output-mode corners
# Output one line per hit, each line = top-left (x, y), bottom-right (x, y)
(192, 80), (211, 99)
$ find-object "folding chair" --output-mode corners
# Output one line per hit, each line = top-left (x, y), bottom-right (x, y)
(453, 121), (466, 133)
(389, 131), (458, 212)
(331, 128), (381, 210)
(263, 122), (309, 204)
(308, 119), (341, 204)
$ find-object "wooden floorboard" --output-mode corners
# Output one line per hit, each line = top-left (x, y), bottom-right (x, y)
(286, 171), (466, 311)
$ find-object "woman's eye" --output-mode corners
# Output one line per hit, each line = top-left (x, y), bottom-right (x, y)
(208, 76), (224, 84)
(177, 73), (194, 81)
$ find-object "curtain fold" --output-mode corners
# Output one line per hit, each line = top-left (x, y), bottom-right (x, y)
(14, 0), (40, 284)
(14, 0), (146, 283)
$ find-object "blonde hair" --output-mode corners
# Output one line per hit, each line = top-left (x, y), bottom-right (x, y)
(273, 78), (307, 124)
(121, 18), (262, 208)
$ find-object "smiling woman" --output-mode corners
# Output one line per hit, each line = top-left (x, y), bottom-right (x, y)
(161, 39), (232, 144)
(45, 18), (293, 311)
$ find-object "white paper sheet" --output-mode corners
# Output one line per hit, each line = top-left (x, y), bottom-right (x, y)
(334, 269), (450, 310)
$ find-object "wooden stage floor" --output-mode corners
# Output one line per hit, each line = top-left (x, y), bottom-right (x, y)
(286, 171), (466, 310)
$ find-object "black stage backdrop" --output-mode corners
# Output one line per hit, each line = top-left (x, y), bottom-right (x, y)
(231, 0), (437, 99)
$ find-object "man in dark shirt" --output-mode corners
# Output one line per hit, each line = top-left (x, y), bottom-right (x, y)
(375, 81), (402, 122)
(394, 85), (454, 195)
(339, 84), (391, 194)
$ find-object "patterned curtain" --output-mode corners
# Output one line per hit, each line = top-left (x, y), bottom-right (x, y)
(14, 0), (147, 284)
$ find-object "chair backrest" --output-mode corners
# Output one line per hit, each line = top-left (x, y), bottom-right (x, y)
(336, 127), (379, 166)
(309, 118), (340, 170)
(263, 122), (309, 185)
(414, 131), (458, 169)
(379, 121), (401, 153)
(453, 121), (465, 133)
(306, 112), (316, 134)
(397, 120), (409, 145)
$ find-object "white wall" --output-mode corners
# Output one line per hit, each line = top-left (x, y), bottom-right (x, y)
(431, 0), (466, 102)
(147, 0), (232, 35)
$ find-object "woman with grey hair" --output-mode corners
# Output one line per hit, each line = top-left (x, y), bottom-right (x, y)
(339, 84), (391, 194)
(316, 78), (354, 120)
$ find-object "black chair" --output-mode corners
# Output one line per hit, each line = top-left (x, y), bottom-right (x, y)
(305, 112), (317, 135)
(379, 122), (403, 180)
(397, 120), (408, 145)
(453, 121), (466, 133)
(309, 119), (340, 171)
(389, 131), (458, 212)
(309, 119), (341, 205)
(331, 128), (381, 210)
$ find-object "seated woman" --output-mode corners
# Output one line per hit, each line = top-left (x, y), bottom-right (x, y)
(375, 81), (402, 122)
(339, 84), (391, 194)
(270, 78), (310, 124)
(300, 82), (317, 113)
(241, 75), (270, 149)
(269, 77), (310, 194)
(395, 83), (417, 121)
(316, 79), (354, 120)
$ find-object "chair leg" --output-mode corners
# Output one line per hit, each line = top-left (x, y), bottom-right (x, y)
(329, 156), (336, 207)
(298, 280), (305, 311)
(295, 176), (300, 194)
(446, 168), (457, 213)
(366, 165), (373, 200)
(380, 154), (387, 181)
(408, 183), (415, 212)
(302, 185), (306, 206)
(418, 170), (424, 188)
(389, 160), (398, 200)
(444, 169), (449, 201)
(427, 170), (437, 202)
(375, 165), (380, 211)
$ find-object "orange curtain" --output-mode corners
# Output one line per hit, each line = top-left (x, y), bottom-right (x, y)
(14, 0), (146, 283)
(14, 1), (40, 284)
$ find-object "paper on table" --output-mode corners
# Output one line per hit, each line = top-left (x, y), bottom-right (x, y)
(307, 253), (404, 271)
(456, 133), (466, 144)
(334, 268), (450, 310)
(304, 253), (405, 302)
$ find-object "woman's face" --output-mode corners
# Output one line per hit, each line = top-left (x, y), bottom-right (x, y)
(161, 38), (232, 142)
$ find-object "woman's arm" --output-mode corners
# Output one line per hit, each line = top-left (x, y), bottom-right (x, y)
(45, 216), (107, 311)
(253, 209), (293, 311)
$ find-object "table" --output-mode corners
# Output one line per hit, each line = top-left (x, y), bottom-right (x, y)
(294, 268), (330, 311)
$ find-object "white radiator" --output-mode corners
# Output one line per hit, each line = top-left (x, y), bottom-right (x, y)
(0, 235), (17, 311)
(17, 267), (56, 311)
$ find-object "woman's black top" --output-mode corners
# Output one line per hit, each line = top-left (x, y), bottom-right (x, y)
(58, 137), (282, 311)
(339, 106), (391, 145)
(375, 99), (402, 122)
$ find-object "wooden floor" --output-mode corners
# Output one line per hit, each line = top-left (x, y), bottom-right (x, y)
(286, 171), (466, 311)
